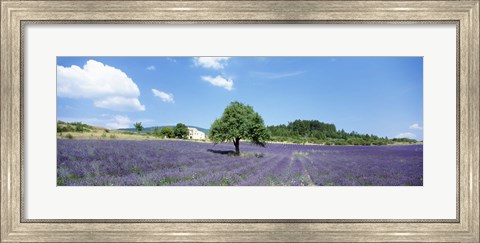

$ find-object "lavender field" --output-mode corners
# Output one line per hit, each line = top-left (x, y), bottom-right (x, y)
(57, 139), (423, 186)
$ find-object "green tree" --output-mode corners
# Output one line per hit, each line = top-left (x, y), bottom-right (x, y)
(152, 127), (161, 137)
(160, 126), (175, 138)
(174, 123), (189, 139)
(209, 101), (269, 155)
(133, 122), (144, 132)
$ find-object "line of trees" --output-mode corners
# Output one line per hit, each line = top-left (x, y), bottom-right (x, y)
(57, 121), (93, 133)
(57, 120), (190, 140)
(267, 120), (417, 145)
(150, 123), (189, 139)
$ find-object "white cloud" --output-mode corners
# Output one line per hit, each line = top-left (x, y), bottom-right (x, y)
(105, 115), (132, 129)
(409, 123), (423, 130)
(152, 89), (174, 103)
(193, 57), (230, 69)
(146, 65), (156, 71)
(57, 60), (145, 111)
(94, 96), (145, 111)
(395, 132), (417, 139)
(201, 75), (234, 91)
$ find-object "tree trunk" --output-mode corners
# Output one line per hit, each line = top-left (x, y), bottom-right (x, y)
(234, 138), (240, 155)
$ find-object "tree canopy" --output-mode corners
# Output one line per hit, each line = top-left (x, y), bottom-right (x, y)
(133, 122), (144, 132)
(174, 123), (189, 139)
(267, 119), (417, 145)
(209, 101), (269, 154)
(160, 126), (175, 138)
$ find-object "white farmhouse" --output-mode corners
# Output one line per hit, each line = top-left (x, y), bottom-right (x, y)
(188, 127), (206, 140)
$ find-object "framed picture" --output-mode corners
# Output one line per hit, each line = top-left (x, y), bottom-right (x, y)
(56, 56), (424, 187)
(1, 0), (478, 242)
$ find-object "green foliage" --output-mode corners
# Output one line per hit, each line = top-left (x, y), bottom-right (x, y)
(57, 120), (93, 133)
(133, 122), (144, 132)
(174, 123), (189, 139)
(152, 127), (160, 137)
(65, 133), (74, 139)
(209, 101), (270, 154)
(392, 138), (417, 144)
(267, 119), (402, 146)
(334, 140), (348, 146)
(160, 126), (175, 138)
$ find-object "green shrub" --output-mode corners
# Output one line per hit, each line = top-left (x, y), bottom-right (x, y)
(160, 126), (175, 138)
(65, 133), (74, 139)
(57, 121), (92, 133)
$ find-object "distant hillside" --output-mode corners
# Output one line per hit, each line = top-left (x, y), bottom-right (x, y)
(268, 119), (418, 145)
(118, 125), (209, 134)
(56, 120), (418, 146)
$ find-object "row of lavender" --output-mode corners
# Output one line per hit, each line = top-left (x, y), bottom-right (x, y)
(57, 139), (423, 186)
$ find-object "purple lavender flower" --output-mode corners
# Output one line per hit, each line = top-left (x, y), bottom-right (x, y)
(57, 139), (422, 186)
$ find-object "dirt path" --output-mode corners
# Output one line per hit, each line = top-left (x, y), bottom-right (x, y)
(296, 154), (315, 186)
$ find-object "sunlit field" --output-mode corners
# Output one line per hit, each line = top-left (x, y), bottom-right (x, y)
(57, 139), (423, 186)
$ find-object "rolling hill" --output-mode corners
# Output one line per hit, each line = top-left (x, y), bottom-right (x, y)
(118, 125), (209, 134)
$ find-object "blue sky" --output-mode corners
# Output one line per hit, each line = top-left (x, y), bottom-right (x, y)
(57, 57), (423, 140)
